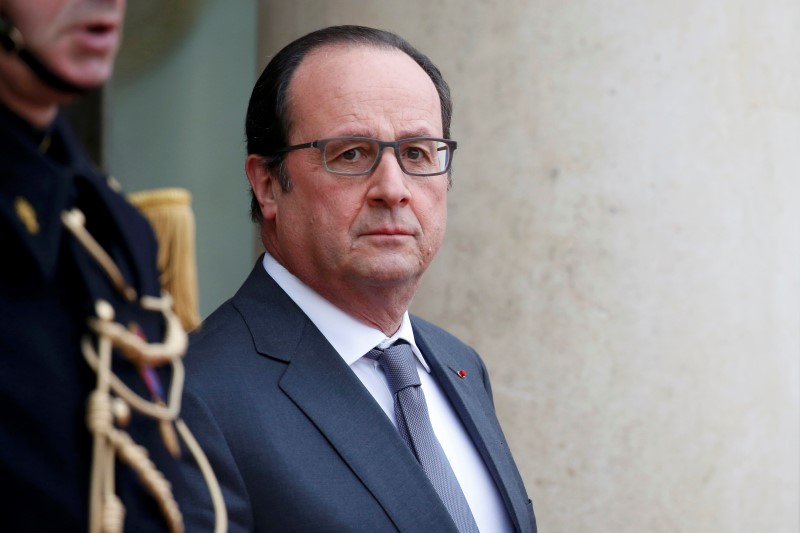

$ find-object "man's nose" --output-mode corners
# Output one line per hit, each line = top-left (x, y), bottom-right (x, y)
(366, 147), (411, 208)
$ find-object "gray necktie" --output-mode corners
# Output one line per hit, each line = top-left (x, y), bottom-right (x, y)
(366, 343), (480, 533)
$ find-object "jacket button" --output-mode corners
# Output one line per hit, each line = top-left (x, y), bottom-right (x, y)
(14, 196), (39, 234)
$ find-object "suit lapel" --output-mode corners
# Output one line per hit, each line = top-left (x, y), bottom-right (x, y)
(278, 336), (457, 532)
(414, 323), (531, 533)
(233, 263), (457, 532)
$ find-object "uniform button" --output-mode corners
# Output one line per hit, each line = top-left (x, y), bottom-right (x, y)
(14, 196), (39, 234)
(106, 175), (123, 192)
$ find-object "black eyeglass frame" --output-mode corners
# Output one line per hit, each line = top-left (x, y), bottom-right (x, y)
(273, 136), (458, 177)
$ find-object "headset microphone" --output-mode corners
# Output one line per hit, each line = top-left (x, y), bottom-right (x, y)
(0, 15), (86, 94)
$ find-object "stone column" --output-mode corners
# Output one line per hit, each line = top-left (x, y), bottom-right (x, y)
(259, 2), (799, 531)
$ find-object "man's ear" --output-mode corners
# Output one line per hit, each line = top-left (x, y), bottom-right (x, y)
(245, 154), (278, 221)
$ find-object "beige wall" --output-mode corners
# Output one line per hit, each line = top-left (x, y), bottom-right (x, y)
(258, 1), (800, 531)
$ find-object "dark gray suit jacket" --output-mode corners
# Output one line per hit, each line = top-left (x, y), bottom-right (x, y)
(175, 258), (537, 532)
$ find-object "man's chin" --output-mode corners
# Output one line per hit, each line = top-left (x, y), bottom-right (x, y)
(62, 70), (112, 91)
(354, 259), (426, 289)
(55, 58), (116, 91)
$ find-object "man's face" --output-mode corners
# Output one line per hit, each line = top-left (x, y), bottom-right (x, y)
(267, 45), (449, 304)
(0, 0), (126, 90)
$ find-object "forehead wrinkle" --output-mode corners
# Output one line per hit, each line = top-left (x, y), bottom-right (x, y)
(288, 45), (442, 141)
(328, 108), (439, 140)
(306, 89), (440, 140)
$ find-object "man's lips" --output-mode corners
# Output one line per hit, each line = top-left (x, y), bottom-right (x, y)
(72, 19), (121, 54)
(361, 227), (415, 237)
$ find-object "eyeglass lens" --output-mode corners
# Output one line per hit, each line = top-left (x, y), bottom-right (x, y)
(323, 138), (450, 176)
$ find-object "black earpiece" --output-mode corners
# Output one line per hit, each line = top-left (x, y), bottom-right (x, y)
(0, 15), (85, 94)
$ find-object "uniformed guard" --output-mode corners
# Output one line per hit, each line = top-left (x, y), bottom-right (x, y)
(0, 2), (224, 531)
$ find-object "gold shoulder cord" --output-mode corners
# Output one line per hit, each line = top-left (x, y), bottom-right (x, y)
(61, 208), (228, 533)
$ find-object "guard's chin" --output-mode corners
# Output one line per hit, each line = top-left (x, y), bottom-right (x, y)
(47, 47), (118, 91)
(62, 62), (115, 90)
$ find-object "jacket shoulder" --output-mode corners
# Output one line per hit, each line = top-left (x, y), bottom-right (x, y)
(410, 314), (479, 357)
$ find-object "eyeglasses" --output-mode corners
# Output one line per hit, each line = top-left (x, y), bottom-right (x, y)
(274, 136), (457, 177)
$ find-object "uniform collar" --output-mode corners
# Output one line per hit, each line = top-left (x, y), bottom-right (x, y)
(0, 104), (92, 280)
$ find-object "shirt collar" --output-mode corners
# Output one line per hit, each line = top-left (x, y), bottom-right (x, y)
(262, 251), (430, 372)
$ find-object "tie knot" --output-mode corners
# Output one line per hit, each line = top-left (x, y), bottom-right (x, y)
(366, 342), (420, 394)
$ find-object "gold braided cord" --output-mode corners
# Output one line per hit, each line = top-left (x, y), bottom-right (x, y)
(87, 293), (187, 367)
(62, 209), (137, 302)
(88, 301), (116, 533)
(86, 387), (183, 533)
(62, 208), (227, 533)
(82, 336), (183, 421)
(176, 419), (229, 533)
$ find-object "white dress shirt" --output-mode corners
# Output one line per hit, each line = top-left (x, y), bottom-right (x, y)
(262, 252), (512, 532)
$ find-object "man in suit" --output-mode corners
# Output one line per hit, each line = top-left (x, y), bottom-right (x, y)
(176, 25), (537, 532)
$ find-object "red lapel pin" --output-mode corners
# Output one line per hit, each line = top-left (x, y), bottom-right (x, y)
(457, 369), (467, 379)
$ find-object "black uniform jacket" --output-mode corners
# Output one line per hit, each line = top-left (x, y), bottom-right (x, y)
(0, 104), (183, 531)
